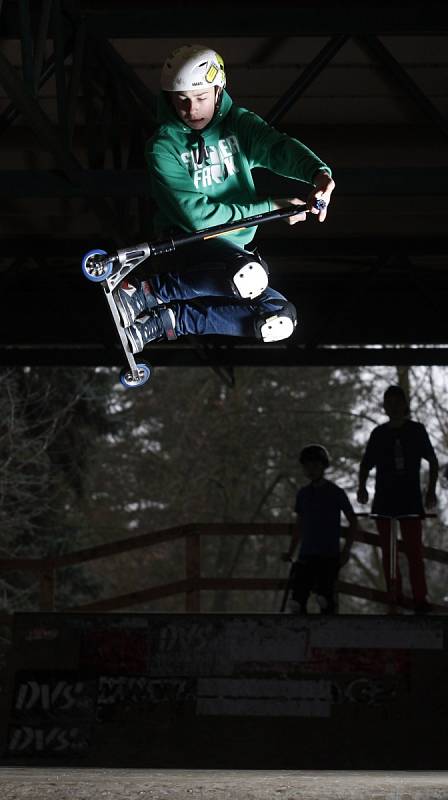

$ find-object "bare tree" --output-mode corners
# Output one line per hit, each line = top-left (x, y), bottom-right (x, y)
(0, 366), (114, 613)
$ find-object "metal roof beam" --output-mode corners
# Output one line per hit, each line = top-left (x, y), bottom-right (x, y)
(266, 34), (349, 126)
(2, 345), (448, 368)
(2, 167), (448, 198)
(356, 34), (448, 142)
(96, 36), (157, 125)
(250, 37), (288, 66)
(33, 0), (53, 92)
(4, 4), (448, 38)
(1, 235), (447, 259)
(0, 47), (124, 239)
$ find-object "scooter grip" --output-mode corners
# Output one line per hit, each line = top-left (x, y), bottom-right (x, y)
(150, 240), (176, 257)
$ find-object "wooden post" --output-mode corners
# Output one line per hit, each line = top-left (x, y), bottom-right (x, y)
(39, 569), (55, 611)
(185, 531), (201, 612)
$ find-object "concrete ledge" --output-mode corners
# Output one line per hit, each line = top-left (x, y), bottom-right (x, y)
(2, 613), (447, 769)
(1, 768), (448, 800)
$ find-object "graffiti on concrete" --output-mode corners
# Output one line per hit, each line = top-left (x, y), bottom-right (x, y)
(7, 725), (91, 755)
(155, 622), (214, 654)
(330, 677), (399, 706)
(24, 627), (59, 642)
(96, 675), (196, 721)
(197, 677), (332, 717)
(5, 613), (447, 765)
(13, 675), (96, 715)
(80, 628), (147, 672)
(306, 647), (411, 676)
(149, 618), (309, 675)
(310, 618), (443, 650)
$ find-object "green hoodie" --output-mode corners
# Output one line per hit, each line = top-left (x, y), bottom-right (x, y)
(145, 90), (331, 247)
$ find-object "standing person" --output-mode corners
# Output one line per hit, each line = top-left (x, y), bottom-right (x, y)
(112, 44), (335, 352)
(282, 445), (358, 614)
(357, 384), (438, 613)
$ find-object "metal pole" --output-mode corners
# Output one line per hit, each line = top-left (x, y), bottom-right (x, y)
(185, 532), (201, 613)
(389, 516), (398, 612)
(18, 0), (35, 94)
(39, 570), (55, 611)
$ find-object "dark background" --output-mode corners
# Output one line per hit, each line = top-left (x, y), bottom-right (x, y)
(1, 0), (448, 371)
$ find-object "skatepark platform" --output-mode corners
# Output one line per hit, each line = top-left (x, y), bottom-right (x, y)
(1, 612), (446, 769)
(3, 768), (448, 800)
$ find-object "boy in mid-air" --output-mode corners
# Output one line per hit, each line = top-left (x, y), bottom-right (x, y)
(113, 44), (335, 352)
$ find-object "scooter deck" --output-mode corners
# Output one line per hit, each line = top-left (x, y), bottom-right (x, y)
(102, 278), (142, 382)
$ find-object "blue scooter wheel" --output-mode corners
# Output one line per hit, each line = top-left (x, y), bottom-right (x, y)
(120, 362), (152, 389)
(82, 249), (112, 282)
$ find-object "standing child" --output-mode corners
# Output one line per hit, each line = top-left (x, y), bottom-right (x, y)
(357, 384), (438, 613)
(112, 44), (335, 352)
(283, 444), (357, 614)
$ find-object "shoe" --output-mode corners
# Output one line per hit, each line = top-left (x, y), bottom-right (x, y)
(125, 308), (177, 354)
(316, 595), (337, 615)
(288, 599), (307, 615)
(114, 279), (158, 327)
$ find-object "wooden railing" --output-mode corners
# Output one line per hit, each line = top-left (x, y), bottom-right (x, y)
(0, 523), (447, 623)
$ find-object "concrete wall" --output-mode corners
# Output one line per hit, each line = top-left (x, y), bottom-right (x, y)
(1, 612), (446, 768)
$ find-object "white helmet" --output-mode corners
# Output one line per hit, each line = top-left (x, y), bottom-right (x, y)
(161, 45), (226, 92)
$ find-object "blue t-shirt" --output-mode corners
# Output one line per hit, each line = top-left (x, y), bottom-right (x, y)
(360, 419), (436, 516)
(294, 480), (354, 557)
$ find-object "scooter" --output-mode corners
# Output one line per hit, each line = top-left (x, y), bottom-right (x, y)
(81, 199), (326, 388)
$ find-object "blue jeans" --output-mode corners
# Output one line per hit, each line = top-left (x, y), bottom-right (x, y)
(149, 238), (293, 338)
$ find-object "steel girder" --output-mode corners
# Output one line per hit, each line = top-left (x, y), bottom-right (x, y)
(3, 3), (448, 38)
(1, 240), (447, 367)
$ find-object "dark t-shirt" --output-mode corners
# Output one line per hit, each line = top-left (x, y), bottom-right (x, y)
(294, 480), (354, 557)
(360, 419), (436, 515)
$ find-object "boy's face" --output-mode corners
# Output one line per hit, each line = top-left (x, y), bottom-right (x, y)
(383, 394), (408, 419)
(302, 459), (326, 481)
(170, 87), (216, 130)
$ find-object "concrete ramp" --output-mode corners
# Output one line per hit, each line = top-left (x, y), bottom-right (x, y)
(1, 613), (446, 768)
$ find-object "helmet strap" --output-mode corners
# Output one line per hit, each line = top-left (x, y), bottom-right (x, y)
(215, 86), (223, 111)
(196, 134), (207, 166)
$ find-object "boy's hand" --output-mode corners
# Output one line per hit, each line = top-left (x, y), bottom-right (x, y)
(357, 487), (369, 504)
(308, 171), (335, 222)
(272, 197), (307, 224)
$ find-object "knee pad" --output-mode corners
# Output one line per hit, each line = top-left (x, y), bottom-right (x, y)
(256, 301), (298, 342)
(229, 252), (269, 300)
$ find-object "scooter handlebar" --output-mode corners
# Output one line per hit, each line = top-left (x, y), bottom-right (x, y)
(151, 199), (326, 255)
(95, 199), (327, 269)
